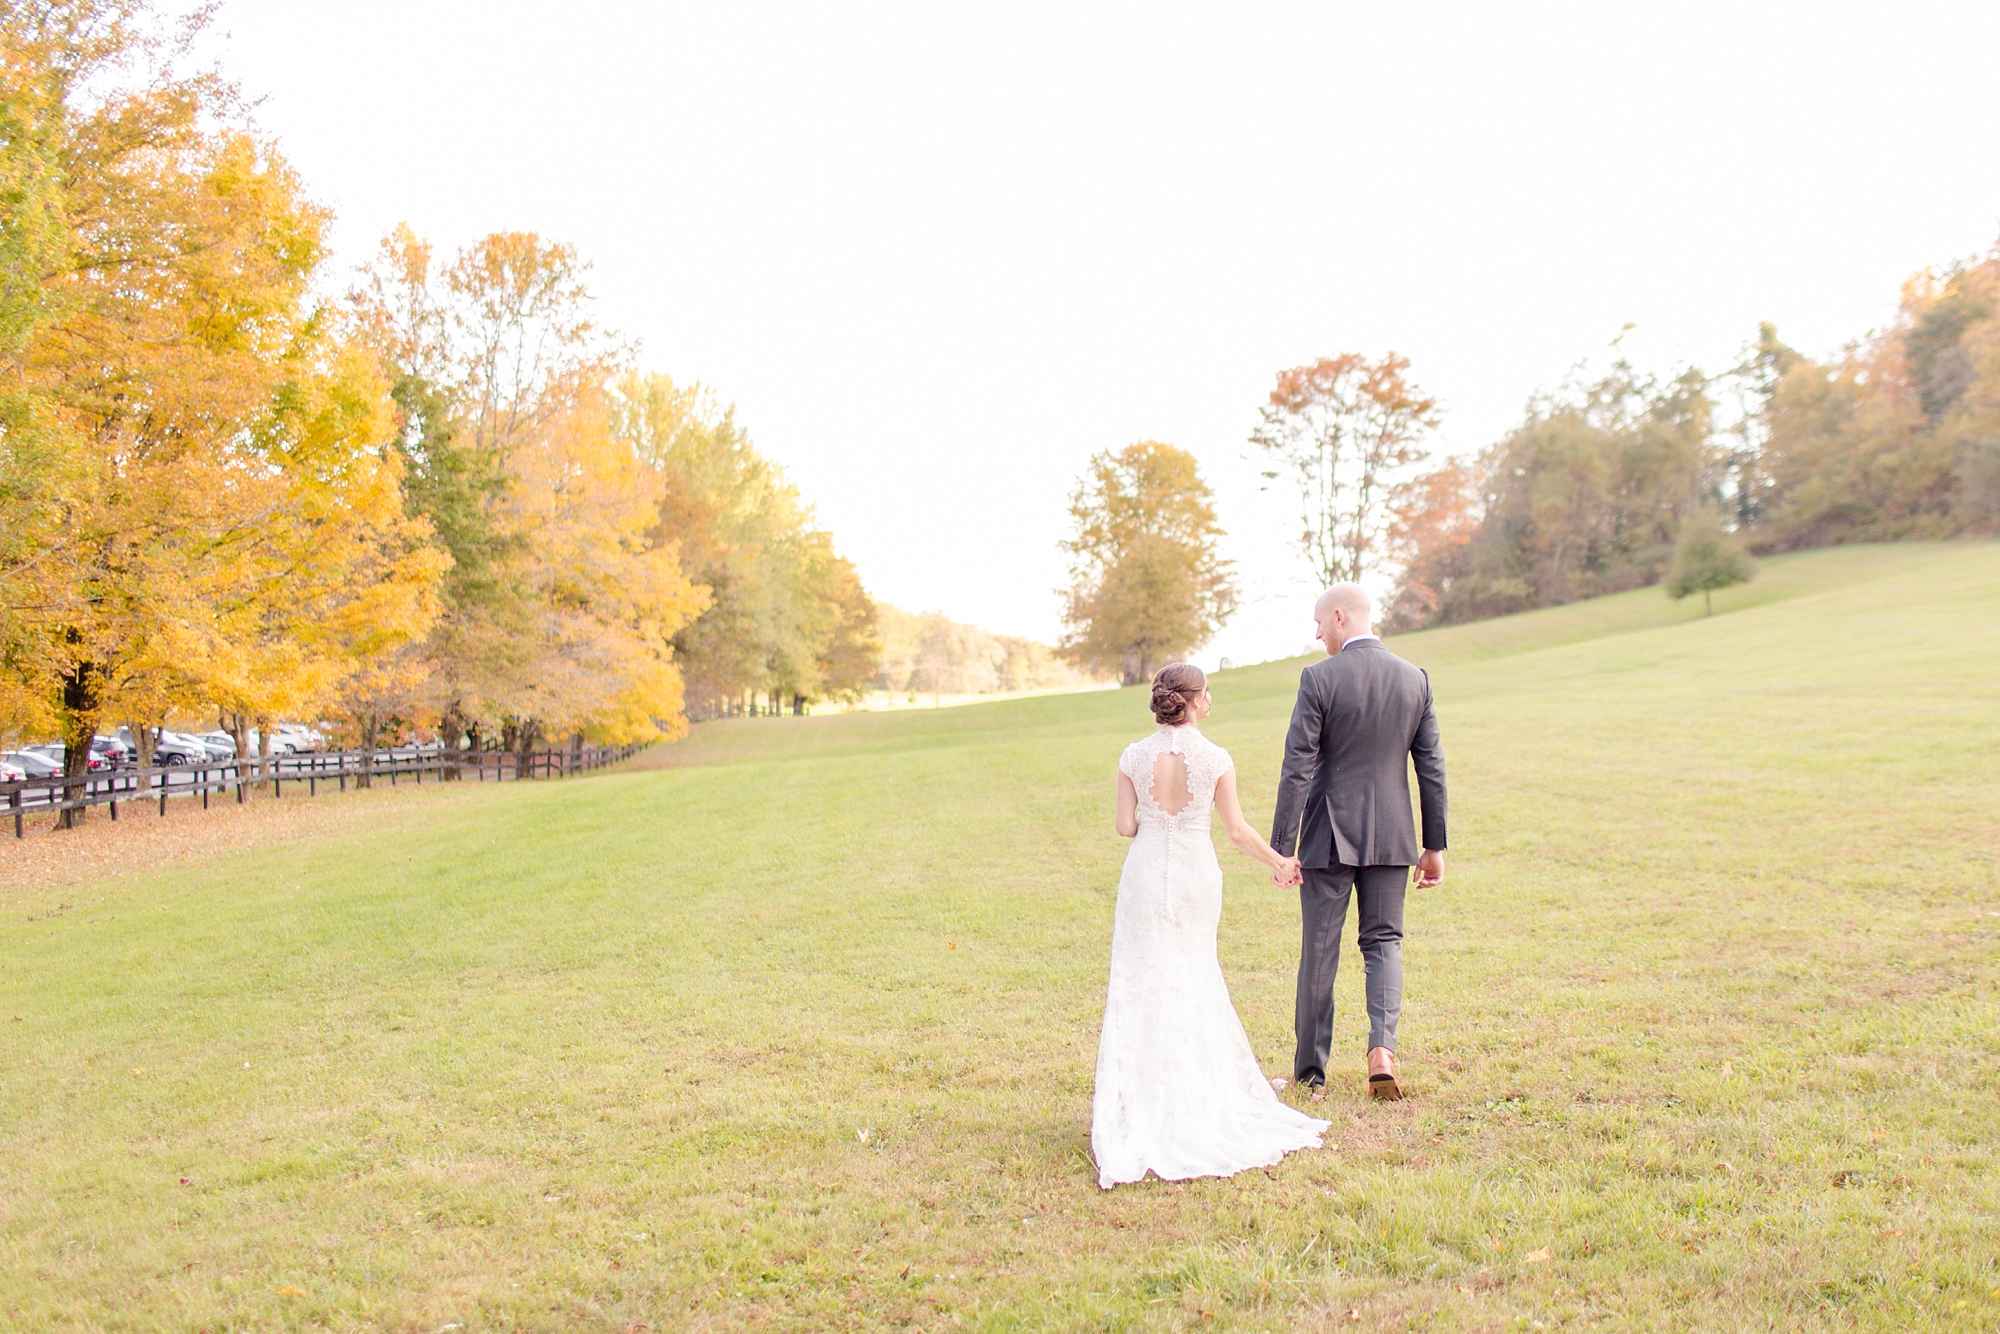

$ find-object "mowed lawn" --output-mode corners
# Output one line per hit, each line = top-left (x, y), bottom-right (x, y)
(3, 543), (1998, 1333)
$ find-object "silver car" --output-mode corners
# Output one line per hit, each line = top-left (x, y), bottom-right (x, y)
(3, 749), (62, 778)
(151, 732), (211, 767)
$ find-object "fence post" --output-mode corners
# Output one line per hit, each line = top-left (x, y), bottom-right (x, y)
(11, 786), (20, 839)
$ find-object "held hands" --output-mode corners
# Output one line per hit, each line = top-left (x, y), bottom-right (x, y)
(1270, 856), (1303, 888)
(1412, 849), (1445, 889)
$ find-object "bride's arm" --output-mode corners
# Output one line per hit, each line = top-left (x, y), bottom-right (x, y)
(1215, 770), (1300, 878)
(1115, 771), (1139, 838)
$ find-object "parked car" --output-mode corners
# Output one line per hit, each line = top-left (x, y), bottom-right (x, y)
(150, 732), (210, 766)
(0, 757), (25, 782)
(4, 749), (63, 778)
(26, 742), (108, 773)
(90, 735), (133, 766)
(197, 731), (238, 761)
(272, 723), (324, 754)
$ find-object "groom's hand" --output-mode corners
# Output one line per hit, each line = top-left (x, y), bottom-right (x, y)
(1272, 856), (1302, 888)
(1413, 850), (1444, 888)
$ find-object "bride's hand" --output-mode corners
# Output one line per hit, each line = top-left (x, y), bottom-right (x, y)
(1271, 856), (1302, 887)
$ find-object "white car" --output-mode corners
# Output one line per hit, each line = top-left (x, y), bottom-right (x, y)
(151, 732), (212, 766)
(0, 757), (25, 782)
(272, 724), (324, 754)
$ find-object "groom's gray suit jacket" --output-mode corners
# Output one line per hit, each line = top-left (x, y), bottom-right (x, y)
(1270, 639), (1447, 869)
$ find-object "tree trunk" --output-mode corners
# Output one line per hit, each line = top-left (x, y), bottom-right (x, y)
(441, 704), (463, 781)
(358, 712), (378, 790)
(221, 713), (250, 801)
(130, 721), (157, 772)
(514, 718), (540, 778)
(1704, 588), (1713, 616)
(56, 658), (99, 831)
(254, 714), (274, 792)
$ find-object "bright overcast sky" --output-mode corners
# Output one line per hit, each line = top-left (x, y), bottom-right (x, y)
(203, 1), (2000, 665)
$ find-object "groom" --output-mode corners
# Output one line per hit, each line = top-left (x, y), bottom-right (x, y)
(1270, 583), (1447, 1101)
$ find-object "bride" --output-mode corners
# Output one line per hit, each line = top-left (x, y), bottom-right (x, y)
(1091, 663), (1329, 1189)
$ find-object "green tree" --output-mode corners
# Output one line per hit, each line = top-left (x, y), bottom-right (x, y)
(1059, 442), (1235, 685)
(1664, 509), (1754, 615)
(1392, 355), (1721, 627)
(616, 371), (878, 716)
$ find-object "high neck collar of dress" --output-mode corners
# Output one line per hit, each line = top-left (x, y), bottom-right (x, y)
(1158, 723), (1202, 734)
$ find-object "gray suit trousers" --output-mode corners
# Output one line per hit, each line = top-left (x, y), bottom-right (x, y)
(1293, 864), (1407, 1086)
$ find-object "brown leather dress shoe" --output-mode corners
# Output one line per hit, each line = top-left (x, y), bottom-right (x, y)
(1367, 1046), (1404, 1101)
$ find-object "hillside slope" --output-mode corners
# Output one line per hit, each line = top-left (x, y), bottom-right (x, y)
(2, 540), (1996, 1331)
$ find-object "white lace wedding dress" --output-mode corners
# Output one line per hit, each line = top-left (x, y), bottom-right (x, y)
(1091, 724), (1329, 1189)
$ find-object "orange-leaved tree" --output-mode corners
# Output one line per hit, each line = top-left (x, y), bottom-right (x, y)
(352, 233), (709, 763)
(1250, 353), (1440, 586)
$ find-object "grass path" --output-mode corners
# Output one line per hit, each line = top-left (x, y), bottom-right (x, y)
(3, 543), (1998, 1331)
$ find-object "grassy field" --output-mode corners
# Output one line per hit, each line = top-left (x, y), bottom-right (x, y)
(3, 541), (1998, 1332)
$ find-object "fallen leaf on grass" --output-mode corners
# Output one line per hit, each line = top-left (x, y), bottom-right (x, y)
(1524, 1247), (1550, 1263)
(276, 1286), (305, 1296)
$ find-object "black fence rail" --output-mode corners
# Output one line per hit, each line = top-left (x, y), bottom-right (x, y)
(3, 743), (647, 838)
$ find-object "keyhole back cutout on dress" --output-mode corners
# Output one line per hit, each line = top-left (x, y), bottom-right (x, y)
(1151, 750), (1193, 815)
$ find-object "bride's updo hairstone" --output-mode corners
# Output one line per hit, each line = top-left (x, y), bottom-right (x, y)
(1149, 663), (1207, 726)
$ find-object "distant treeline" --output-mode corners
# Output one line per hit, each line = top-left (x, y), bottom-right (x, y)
(1386, 248), (2000, 629)
(876, 606), (1105, 701)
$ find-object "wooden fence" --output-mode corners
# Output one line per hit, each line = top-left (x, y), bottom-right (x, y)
(3, 742), (647, 838)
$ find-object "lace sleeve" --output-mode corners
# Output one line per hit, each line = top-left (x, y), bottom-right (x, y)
(1204, 741), (1235, 800)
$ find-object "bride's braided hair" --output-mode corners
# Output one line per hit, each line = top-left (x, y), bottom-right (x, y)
(1149, 663), (1207, 726)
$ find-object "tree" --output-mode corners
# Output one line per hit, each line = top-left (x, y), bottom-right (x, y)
(1665, 509), (1755, 614)
(1250, 353), (1439, 585)
(1385, 354), (1722, 629)
(1754, 254), (1997, 550)
(1381, 458), (1482, 631)
(1059, 442), (1235, 685)
(617, 371), (878, 717)
(351, 233), (708, 760)
(0, 4), (445, 823)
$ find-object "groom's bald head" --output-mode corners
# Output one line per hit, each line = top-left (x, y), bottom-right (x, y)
(1313, 583), (1373, 654)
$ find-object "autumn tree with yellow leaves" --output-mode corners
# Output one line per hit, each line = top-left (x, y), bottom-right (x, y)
(1, 2), (880, 822)
(1059, 442), (1236, 685)
(351, 231), (711, 768)
(0, 2), (443, 821)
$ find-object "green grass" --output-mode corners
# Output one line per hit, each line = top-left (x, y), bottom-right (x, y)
(4, 540), (1999, 1332)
